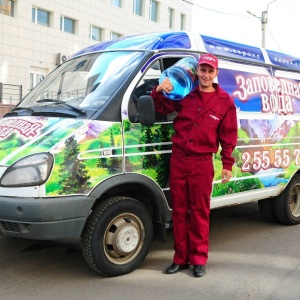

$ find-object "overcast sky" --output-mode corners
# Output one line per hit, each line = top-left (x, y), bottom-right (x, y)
(191, 0), (299, 58)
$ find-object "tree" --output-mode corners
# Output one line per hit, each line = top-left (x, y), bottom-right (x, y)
(58, 135), (91, 194)
(156, 124), (171, 187)
(108, 128), (122, 172)
(97, 141), (109, 169)
(141, 126), (157, 169)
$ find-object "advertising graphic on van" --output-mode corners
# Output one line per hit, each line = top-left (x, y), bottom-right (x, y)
(1, 31), (300, 277)
(267, 49), (300, 71)
(201, 35), (265, 63)
(0, 118), (43, 138)
(221, 70), (299, 114)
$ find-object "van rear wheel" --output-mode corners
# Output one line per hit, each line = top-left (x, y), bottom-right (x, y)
(258, 198), (277, 223)
(274, 175), (300, 225)
(82, 196), (153, 277)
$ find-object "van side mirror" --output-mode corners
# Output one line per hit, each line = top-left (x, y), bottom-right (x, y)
(137, 95), (155, 126)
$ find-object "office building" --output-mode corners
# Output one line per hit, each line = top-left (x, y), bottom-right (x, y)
(0, 0), (192, 114)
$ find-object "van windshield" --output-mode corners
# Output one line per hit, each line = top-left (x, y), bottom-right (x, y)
(21, 51), (144, 110)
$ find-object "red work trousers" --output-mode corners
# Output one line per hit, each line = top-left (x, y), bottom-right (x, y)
(170, 149), (214, 266)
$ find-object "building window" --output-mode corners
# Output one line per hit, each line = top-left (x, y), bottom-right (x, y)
(180, 13), (186, 30)
(30, 72), (45, 90)
(111, 32), (122, 40)
(111, 0), (122, 7)
(60, 16), (75, 34)
(32, 7), (50, 27)
(149, 0), (158, 22)
(133, 0), (143, 16)
(90, 26), (102, 41)
(168, 7), (174, 29)
(0, 0), (14, 17)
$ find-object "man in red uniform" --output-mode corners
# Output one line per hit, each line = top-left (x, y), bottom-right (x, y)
(150, 53), (238, 277)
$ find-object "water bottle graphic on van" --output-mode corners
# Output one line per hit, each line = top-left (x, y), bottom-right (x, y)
(159, 57), (198, 100)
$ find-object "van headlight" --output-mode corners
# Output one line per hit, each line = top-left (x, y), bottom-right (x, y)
(0, 153), (54, 187)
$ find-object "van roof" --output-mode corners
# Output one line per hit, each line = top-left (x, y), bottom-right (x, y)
(71, 31), (300, 72)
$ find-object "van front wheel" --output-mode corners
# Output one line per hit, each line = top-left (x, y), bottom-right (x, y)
(274, 175), (300, 225)
(82, 196), (153, 277)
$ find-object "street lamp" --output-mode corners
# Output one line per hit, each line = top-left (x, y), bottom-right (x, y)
(247, 0), (277, 48)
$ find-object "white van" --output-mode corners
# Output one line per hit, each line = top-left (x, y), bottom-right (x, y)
(0, 31), (300, 277)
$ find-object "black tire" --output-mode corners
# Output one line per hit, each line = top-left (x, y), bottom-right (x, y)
(274, 175), (300, 225)
(81, 196), (153, 277)
(258, 198), (278, 223)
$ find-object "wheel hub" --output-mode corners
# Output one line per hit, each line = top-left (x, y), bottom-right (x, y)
(289, 187), (300, 217)
(116, 226), (139, 254)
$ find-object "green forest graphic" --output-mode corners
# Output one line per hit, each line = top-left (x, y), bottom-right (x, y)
(46, 122), (122, 195)
(1, 116), (298, 197)
(211, 122), (300, 197)
(123, 121), (173, 188)
(58, 136), (91, 194)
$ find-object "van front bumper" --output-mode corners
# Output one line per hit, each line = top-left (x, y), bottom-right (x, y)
(0, 195), (96, 240)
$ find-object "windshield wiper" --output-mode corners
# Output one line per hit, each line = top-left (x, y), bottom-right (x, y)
(11, 106), (34, 112)
(36, 99), (86, 115)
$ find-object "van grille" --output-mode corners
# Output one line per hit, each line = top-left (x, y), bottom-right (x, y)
(0, 221), (21, 233)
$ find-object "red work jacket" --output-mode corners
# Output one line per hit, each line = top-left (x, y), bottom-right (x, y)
(150, 83), (238, 171)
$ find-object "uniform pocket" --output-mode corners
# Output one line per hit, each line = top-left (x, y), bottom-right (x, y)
(203, 105), (226, 126)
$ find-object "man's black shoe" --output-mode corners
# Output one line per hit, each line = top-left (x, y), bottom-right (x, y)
(193, 265), (206, 277)
(165, 263), (190, 274)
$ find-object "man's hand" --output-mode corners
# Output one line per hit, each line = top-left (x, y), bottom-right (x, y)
(221, 169), (232, 183)
(156, 78), (173, 94)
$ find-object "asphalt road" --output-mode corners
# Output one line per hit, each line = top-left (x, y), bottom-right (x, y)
(1, 201), (300, 300)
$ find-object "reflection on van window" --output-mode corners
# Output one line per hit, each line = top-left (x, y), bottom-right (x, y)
(129, 60), (161, 123)
(133, 60), (161, 98)
(21, 51), (144, 110)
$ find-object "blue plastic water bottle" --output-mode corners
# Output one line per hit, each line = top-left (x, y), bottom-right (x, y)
(159, 57), (198, 100)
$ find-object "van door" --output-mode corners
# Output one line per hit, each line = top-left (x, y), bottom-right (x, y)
(123, 53), (199, 209)
(213, 60), (281, 208)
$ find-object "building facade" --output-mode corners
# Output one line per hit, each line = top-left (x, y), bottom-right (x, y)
(0, 0), (192, 112)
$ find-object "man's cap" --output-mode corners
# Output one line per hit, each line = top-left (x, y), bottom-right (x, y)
(198, 53), (218, 69)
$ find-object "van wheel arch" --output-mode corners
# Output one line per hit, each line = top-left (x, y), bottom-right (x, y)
(88, 174), (171, 241)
